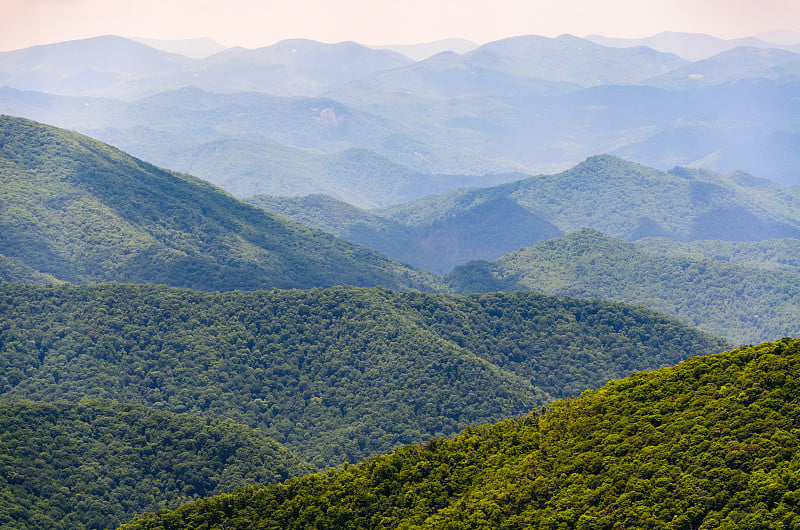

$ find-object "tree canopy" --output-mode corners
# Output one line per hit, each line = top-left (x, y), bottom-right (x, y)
(0, 399), (310, 530)
(120, 337), (800, 530)
(0, 282), (728, 468)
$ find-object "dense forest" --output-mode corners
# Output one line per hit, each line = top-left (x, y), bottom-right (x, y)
(1, 32), (798, 530)
(635, 237), (800, 275)
(120, 337), (800, 530)
(0, 282), (728, 468)
(446, 229), (800, 344)
(0, 399), (310, 530)
(0, 115), (440, 291)
(250, 156), (800, 274)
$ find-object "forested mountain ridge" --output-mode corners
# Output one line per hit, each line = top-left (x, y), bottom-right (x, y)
(445, 230), (800, 345)
(0, 282), (728, 468)
(119, 337), (800, 530)
(249, 155), (800, 273)
(635, 237), (800, 275)
(0, 399), (311, 530)
(0, 115), (441, 291)
(378, 155), (800, 241)
(246, 192), (562, 274)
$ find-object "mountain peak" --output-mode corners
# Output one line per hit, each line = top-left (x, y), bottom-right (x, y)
(0, 115), (441, 291)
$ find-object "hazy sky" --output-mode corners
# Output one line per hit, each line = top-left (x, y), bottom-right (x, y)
(2, 0), (799, 51)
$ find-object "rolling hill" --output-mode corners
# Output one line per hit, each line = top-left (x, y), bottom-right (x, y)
(119, 337), (800, 529)
(0, 115), (440, 291)
(0, 399), (310, 530)
(0, 282), (728, 468)
(445, 229), (800, 344)
(250, 156), (800, 273)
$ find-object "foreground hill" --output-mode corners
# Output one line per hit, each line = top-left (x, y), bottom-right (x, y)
(0, 282), (728, 468)
(250, 156), (800, 273)
(446, 230), (800, 344)
(0, 115), (439, 291)
(119, 337), (800, 530)
(0, 399), (310, 530)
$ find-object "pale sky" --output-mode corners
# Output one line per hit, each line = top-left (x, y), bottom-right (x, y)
(1, 0), (799, 52)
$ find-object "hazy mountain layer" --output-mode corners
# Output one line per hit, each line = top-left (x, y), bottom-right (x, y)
(248, 193), (562, 275)
(1, 33), (798, 197)
(119, 337), (800, 530)
(586, 31), (800, 60)
(0, 35), (411, 99)
(251, 156), (800, 274)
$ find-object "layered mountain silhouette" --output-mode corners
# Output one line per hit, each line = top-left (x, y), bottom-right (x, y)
(0, 115), (440, 290)
(252, 155), (800, 274)
(1, 32), (798, 194)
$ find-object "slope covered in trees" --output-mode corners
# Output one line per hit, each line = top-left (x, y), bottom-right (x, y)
(0, 282), (727, 468)
(0, 399), (310, 530)
(446, 229), (800, 344)
(249, 156), (800, 273)
(120, 337), (800, 530)
(0, 115), (440, 291)
(246, 193), (561, 274)
(378, 155), (800, 243)
(635, 237), (800, 275)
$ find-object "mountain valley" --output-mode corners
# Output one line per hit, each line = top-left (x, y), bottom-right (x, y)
(0, 28), (798, 529)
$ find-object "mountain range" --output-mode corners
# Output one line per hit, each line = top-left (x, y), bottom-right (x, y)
(586, 30), (800, 60)
(445, 229), (800, 344)
(0, 282), (727, 471)
(0, 31), (798, 202)
(1, 30), (799, 528)
(2, 117), (797, 345)
(252, 155), (800, 274)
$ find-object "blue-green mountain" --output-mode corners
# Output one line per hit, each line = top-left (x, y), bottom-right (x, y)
(0, 115), (439, 290)
(445, 229), (800, 344)
(251, 155), (800, 274)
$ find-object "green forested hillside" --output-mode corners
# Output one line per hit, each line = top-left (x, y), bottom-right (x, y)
(119, 337), (800, 530)
(446, 229), (800, 344)
(247, 192), (562, 274)
(378, 155), (800, 242)
(0, 399), (310, 530)
(0, 115), (440, 291)
(635, 237), (800, 275)
(0, 282), (727, 468)
(248, 156), (800, 273)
